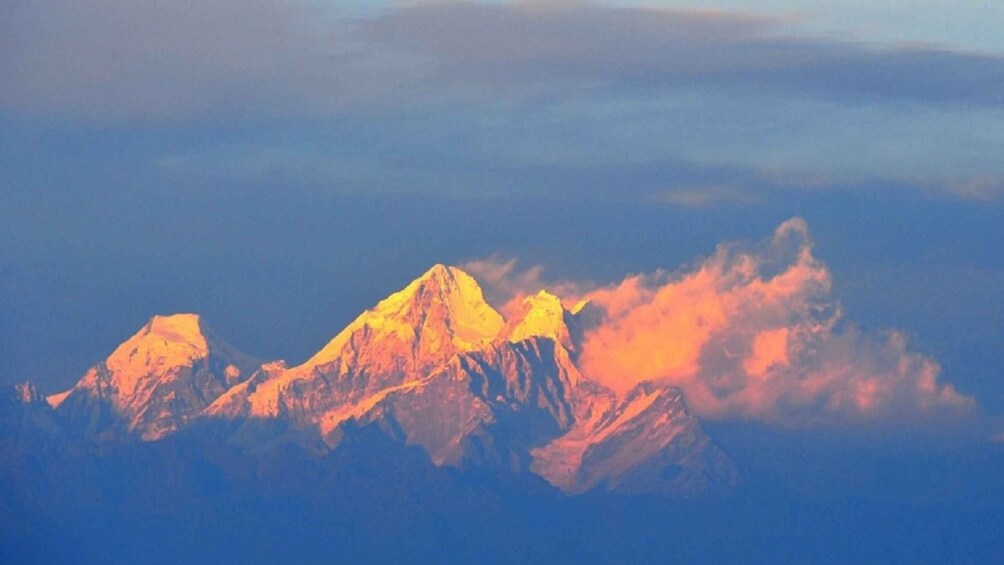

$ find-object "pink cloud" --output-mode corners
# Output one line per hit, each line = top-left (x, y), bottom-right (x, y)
(567, 218), (973, 426)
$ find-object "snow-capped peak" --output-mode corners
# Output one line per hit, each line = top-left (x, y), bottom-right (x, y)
(104, 314), (211, 396)
(503, 290), (575, 349)
(303, 264), (504, 369)
(372, 264), (503, 347)
(51, 313), (261, 440)
(94, 312), (260, 400)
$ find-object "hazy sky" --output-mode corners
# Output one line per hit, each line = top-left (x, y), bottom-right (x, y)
(1, 1), (1001, 426)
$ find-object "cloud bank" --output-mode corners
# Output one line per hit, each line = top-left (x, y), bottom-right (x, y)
(472, 219), (974, 426)
(5, 0), (1004, 120)
(4, 1), (1002, 204)
(363, 1), (1004, 108)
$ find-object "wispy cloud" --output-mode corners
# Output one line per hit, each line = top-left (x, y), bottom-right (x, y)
(461, 256), (585, 315)
(941, 176), (1004, 202)
(651, 185), (757, 207)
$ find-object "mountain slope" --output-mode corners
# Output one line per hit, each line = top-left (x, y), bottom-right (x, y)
(532, 381), (738, 495)
(330, 336), (580, 469)
(204, 265), (504, 428)
(50, 314), (261, 440)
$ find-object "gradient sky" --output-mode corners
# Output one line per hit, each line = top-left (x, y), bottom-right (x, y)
(1, 1), (1001, 429)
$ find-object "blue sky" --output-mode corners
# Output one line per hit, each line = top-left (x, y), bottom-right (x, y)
(1, 1), (1001, 426)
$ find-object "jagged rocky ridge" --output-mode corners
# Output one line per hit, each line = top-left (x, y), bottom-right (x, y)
(17, 265), (736, 496)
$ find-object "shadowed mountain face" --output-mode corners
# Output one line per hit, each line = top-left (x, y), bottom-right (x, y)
(23, 264), (735, 496)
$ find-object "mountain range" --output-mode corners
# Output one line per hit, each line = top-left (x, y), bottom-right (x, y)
(4, 265), (1003, 564)
(6, 264), (737, 497)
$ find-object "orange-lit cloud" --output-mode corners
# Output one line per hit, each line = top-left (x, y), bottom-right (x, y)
(476, 218), (974, 426)
(574, 218), (973, 425)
